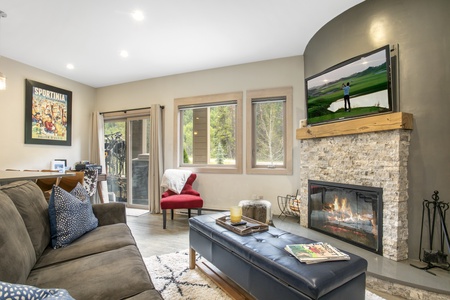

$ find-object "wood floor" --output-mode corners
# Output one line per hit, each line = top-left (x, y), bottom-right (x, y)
(126, 210), (193, 257)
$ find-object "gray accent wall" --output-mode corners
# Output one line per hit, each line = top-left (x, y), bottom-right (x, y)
(303, 0), (450, 260)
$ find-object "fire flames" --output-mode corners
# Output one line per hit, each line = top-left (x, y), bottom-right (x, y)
(323, 195), (377, 235)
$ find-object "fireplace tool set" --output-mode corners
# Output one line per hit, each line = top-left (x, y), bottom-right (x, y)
(411, 190), (450, 275)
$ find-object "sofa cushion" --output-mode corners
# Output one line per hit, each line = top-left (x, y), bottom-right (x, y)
(0, 281), (74, 299)
(34, 223), (136, 269)
(0, 191), (36, 284)
(0, 180), (50, 260)
(27, 245), (155, 300)
(92, 202), (127, 226)
(49, 184), (98, 248)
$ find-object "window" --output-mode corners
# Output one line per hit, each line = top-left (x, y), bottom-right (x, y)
(174, 92), (243, 173)
(246, 87), (293, 175)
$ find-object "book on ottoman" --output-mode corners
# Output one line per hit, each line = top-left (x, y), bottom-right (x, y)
(285, 242), (350, 264)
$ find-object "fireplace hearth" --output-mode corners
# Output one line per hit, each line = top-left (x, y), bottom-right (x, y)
(308, 180), (383, 255)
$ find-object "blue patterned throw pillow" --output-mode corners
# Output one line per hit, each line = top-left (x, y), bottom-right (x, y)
(0, 281), (74, 299)
(49, 183), (98, 248)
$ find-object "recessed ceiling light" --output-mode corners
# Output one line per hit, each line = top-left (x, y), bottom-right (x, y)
(131, 10), (144, 21)
(66, 64), (74, 70)
(120, 50), (129, 58)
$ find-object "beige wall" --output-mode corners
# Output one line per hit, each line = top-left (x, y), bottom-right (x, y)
(96, 56), (304, 211)
(0, 57), (96, 170)
(303, 0), (450, 259)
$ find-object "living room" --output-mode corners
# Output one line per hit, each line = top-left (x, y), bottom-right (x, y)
(0, 0), (449, 298)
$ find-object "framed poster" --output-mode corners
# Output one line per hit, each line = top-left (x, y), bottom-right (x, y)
(25, 79), (72, 146)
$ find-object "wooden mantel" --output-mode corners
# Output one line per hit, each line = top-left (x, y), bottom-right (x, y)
(296, 112), (413, 140)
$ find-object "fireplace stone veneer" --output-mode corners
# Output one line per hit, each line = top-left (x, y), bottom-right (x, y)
(299, 129), (411, 261)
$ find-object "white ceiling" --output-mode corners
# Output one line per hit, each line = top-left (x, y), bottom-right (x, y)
(0, 0), (363, 88)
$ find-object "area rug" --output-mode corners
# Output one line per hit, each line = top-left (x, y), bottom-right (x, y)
(144, 250), (385, 300)
(125, 208), (148, 217)
(144, 250), (228, 299)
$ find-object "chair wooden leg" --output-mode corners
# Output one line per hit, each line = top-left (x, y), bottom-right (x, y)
(163, 209), (167, 229)
(171, 209), (174, 220)
(198, 208), (202, 215)
(188, 208), (191, 218)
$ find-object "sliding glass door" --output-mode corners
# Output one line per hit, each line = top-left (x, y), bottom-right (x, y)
(104, 112), (150, 208)
(128, 117), (150, 207)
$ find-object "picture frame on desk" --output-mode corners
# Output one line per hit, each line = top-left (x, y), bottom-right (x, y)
(54, 159), (67, 167)
(25, 79), (72, 146)
(51, 160), (66, 173)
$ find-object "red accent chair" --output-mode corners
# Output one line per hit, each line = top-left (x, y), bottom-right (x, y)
(160, 173), (203, 229)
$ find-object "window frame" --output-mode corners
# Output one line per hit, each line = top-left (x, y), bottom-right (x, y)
(246, 87), (293, 175)
(174, 92), (243, 174)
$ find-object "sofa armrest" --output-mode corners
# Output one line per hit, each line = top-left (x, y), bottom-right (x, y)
(92, 202), (127, 226)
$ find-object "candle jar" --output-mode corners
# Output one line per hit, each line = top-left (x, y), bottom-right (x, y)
(230, 205), (242, 223)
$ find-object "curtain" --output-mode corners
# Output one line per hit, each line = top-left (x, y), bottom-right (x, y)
(90, 112), (108, 203)
(148, 104), (164, 213)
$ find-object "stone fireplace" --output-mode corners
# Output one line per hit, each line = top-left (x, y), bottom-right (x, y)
(297, 112), (412, 261)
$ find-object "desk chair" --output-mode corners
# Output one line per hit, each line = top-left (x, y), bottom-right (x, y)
(82, 169), (98, 196)
(160, 172), (203, 229)
(35, 170), (61, 200)
(58, 171), (85, 192)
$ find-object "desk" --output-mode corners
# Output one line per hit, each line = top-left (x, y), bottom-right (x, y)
(0, 171), (74, 183)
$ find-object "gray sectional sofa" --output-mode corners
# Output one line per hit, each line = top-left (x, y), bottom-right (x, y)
(0, 180), (162, 300)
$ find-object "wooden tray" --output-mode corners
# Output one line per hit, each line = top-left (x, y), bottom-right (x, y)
(216, 215), (269, 236)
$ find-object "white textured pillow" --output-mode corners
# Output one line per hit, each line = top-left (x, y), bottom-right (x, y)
(160, 169), (192, 194)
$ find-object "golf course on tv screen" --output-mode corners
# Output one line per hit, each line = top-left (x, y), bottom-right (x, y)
(306, 46), (392, 125)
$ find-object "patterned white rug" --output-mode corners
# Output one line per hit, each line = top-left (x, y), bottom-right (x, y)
(144, 250), (228, 299)
(125, 208), (148, 217)
(144, 250), (385, 300)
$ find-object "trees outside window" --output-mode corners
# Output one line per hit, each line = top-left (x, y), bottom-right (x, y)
(180, 104), (236, 165)
(174, 88), (291, 175)
(174, 92), (243, 174)
(253, 99), (285, 167)
(246, 87), (293, 175)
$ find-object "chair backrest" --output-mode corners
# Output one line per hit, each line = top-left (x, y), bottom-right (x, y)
(36, 170), (60, 192)
(83, 169), (98, 197)
(162, 173), (200, 197)
(182, 173), (197, 193)
(58, 171), (84, 192)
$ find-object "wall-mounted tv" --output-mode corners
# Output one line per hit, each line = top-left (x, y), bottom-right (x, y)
(305, 45), (393, 126)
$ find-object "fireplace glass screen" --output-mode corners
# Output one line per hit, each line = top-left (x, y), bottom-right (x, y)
(308, 180), (383, 254)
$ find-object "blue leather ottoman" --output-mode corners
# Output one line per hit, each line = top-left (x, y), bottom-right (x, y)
(189, 213), (368, 300)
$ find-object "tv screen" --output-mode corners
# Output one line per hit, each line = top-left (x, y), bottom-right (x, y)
(305, 45), (393, 126)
